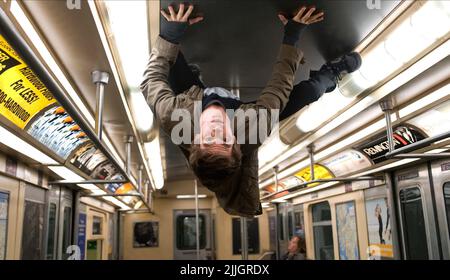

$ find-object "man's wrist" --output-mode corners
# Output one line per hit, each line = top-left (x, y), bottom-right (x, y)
(160, 21), (188, 44)
(283, 20), (307, 46)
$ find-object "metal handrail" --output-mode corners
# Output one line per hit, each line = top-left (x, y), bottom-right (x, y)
(0, 9), (151, 212)
(379, 98), (450, 159)
(261, 176), (383, 201)
(385, 130), (450, 158)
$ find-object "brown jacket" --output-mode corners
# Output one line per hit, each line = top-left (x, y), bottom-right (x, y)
(140, 36), (303, 217)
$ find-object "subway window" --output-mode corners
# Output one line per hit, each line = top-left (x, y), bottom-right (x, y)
(0, 192), (9, 260)
(312, 201), (334, 260)
(62, 207), (72, 260)
(232, 218), (260, 255)
(92, 216), (103, 235)
(176, 215), (206, 250)
(444, 183), (450, 238)
(46, 203), (57, 260)
(288, 211), (294, 241)
(278, 213), (284, 241)
(21, 200), (45, 260)
(399, 187), (429, 259)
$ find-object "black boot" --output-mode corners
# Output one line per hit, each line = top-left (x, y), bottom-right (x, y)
(310, 52), (362, 93)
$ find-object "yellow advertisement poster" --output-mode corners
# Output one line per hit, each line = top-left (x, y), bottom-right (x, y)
(295, 164), (334, 187)
(0, 34), (56, 129)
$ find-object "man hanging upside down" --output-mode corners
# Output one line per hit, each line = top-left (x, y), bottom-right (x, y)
(141, 4), (361, 217)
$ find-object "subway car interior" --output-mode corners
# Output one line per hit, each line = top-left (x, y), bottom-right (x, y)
(0, 0), (449, 261)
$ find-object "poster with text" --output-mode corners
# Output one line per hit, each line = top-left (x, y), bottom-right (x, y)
(0, 35), (57, 129)
(365, 198), (393, 259)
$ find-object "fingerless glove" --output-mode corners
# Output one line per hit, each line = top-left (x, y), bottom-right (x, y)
(283, 20), (307, 47)
(160, 21), (188, 44)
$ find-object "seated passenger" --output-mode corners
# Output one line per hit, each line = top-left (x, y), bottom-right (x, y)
(141, 3), (361, 217)
(282, 235), (307, 260)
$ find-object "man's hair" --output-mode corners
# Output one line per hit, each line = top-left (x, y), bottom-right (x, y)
(189, 143), (242, 191)
(292, 235), (306, 254)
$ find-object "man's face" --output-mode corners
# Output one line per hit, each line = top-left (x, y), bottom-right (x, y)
(288, 237), (299, 253)
(199, 104), (235, 156)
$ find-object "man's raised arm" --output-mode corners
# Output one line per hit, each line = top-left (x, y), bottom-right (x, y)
(140, 4), (203, 126)
(256, 6), (324, 112)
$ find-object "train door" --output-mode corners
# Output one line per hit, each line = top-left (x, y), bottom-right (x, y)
(173, 209), (212, 260)
(21, 184), (46, 260)
(293, 204), (305, 237)
(394, 164), (441, 259)
(430, 159), (450, 259)
(310, 201), (335, 260)
(45, 185), (73, 260)
(0, 175), (21, 259)
(86, 209), (108, 260)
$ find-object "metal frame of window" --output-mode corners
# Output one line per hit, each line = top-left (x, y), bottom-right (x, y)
(0, 191), (9, 260)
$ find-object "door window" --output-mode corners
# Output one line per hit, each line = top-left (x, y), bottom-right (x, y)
(61, 206), (72, 259)
(399, 187), (429, 259)
(92, 216), (103, 235)
(312, 201), (334, 260)
(21, 200), (44, 259)
(46, 203), (57, 259)
(176, 215), (206, 250)
(0, 192), (9, 260)
(232, 218), (260, 255)
(443, 183), (450, 239)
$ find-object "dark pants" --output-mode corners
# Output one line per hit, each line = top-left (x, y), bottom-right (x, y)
(168, 52), (334, 121)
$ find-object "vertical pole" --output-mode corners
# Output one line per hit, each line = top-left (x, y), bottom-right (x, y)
(379, 99), (395, 152)
(92, 71), (109, 141)
(125, 135), (133, 176)
(273, 166), (280, 260)
(273, 166), (279, 192)
(307, 144), (315, 181)
(138, 165), (143, 194)
(240, 217), (248, 260)
(274, 203), (280, 260)
(194, 180), (200, 260)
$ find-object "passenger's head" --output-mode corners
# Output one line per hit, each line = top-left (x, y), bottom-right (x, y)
(189, 105), (241, 188)
(288, 235), (306, 254)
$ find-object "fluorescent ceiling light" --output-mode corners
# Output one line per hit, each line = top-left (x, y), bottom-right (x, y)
(261, 202), (271, 208)
(90, 189), (107, 195)
(176, 194), (207, 199)
(78, 184), (101, 191)
(129, 91), (154, 133)
(103, 196), (131, 210)
(296, 88), (353, 133)
(258, 134), (288, 166)
(9, 1), (126, 171)
(103, 0), (149, 90)
(102, 0), (155, 135)
(343, 1), (449, 98)
(399, 83), (450, 118)
(0, 125), (57, 165)
(144, 139), (164, 190)
(48, 166), (83, 180)
(133, 200), (144, 209)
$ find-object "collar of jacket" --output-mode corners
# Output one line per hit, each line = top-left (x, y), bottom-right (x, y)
(184, 85), (204, 101)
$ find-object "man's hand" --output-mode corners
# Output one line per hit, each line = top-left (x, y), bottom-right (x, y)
(160, 4), (204, 44)
(161, 4), (204, 25)
(278, 6), (324, 26)
(278, 6), (324, 47)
